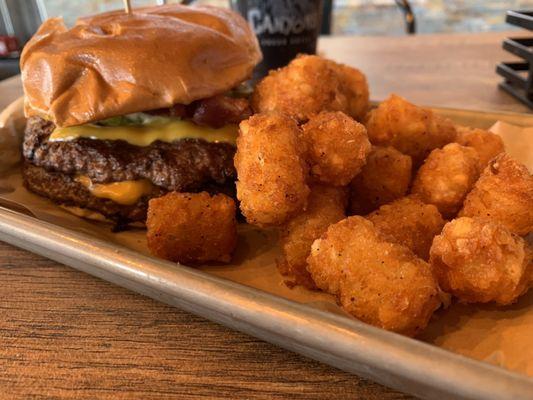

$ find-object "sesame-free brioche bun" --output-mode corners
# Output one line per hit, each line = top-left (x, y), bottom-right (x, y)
(20, 4), (262, 128)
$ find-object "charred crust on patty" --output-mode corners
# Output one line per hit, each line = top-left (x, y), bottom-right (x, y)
(23, 116), (237, 192)
(22, 162), (156, 226)
(22, 116), (238, 227)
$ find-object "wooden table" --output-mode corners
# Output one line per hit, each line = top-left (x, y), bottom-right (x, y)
(319, 31), (529, 114)
(0, 32), (528, 399)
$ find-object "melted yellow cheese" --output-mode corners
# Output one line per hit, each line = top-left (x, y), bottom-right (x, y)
(77, 176), (153, 206)
(50, 119), (238, 146)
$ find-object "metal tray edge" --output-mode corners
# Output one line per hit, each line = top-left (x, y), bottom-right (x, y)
(0, 206), (531, 400)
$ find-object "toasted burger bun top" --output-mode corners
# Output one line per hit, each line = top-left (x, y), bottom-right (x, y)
(21, 4), (262, 128)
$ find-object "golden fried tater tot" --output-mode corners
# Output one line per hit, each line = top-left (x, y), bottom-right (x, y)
(278, 184), (347, 289)
(430, 217), (533, 305)
(455, 125), (504, 168)
(411, 143), (481, 218)
(235, 113), (310, 227)
(147, 192), (237, 264)
(251, 55), (370, 122)
(301, 111), (371, 186)
(460, 153), (533, 235)
(335, 63), (370, 122)
(251, 55), (347, 122)
(307, 216), (441, 336)
(367, 196), (445, 260)
(364, 94), (457, 165)
(349, 146), (412, 214)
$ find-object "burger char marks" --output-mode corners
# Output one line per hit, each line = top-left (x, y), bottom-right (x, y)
(22, 162), (155, 225)
(22, 162), (236, 227)
(23, 116), (237, 192)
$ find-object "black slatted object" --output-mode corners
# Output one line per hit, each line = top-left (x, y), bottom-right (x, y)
(395, 0), (416, 34)
(496, 10), (533, 108)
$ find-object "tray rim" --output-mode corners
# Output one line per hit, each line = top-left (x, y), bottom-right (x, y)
(0, 206), (532, 400)
(1, 105), (533, 399)
(372, 101), (533, 128)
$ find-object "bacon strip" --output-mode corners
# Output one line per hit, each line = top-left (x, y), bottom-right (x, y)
(148, 95), (251, 128)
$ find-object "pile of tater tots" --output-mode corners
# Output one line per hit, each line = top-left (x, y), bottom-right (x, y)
(147, 55), (533, 337)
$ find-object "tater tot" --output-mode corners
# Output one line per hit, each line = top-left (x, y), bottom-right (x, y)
(307, 216), (441, 336)
(301, 111), (371, 186)
(349, 146), (412, 215)
(455, 125), (504, 168)
(147, 192), (237, 264)
(234, 113), (310, 227)
(459, 153), (533, 235)
(364, 94), (457, 165)
(278, 184), (347, 289)
(335, 63), (370, 122)
(411, 143), (481, 218)
(367, 196), (445, 260)
(251, 55), (369, 122)
(251, 55), (348, 122)
(430, 217), (533, 305)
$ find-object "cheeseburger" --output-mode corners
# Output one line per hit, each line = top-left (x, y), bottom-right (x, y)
(20, 4), (261, 227)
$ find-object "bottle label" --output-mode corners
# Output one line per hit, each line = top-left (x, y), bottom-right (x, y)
(248, 6), (319, 37)
(232, 0), (322, 79)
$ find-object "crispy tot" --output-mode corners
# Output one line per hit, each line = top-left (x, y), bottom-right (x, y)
(307, 216), (441, 336)
(364, 94), (457, 165)
(147, 192), (237, 264)
(278, 184), (347, 289)
(301, 111), (371, 186)
(430, 217), (533, 305)
(251, 55), (348, 122)
(367, 196), (445, 260)
(412, 143), (481, 218)
(234, 113), (310, 227)
(349, 146), (412, 214)
(334, 63), (370, 122)
(251, 55), (369, 122)
(455, 125), (504, 168)
(459, 153), (533, 235)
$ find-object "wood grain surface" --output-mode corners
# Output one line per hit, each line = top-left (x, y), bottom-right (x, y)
(0, 32), (528, 399)
(320, 31), (529, 114)
(0, 242), (411, 399)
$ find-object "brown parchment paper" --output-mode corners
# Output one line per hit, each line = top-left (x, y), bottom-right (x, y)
(0, 100), (532, 377)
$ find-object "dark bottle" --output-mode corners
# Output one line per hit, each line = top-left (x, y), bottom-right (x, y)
(230, 0), (323, 80)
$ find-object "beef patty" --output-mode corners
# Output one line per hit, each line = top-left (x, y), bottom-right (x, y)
(22, 162), (160, 226)
(22, 116), (238, 226)
(23, 116), (237, 191)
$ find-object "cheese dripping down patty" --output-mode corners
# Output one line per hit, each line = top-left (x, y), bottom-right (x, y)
(76, 176), (154, 206)
(58, 114), (238, 206)
(49, 114), (239, 146)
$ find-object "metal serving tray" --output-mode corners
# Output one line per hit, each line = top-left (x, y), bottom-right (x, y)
(0, 106), (532, 400)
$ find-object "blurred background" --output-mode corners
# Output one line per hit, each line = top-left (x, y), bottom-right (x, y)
(0, 0), (531, 79)
(35, 0), (533, 34)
